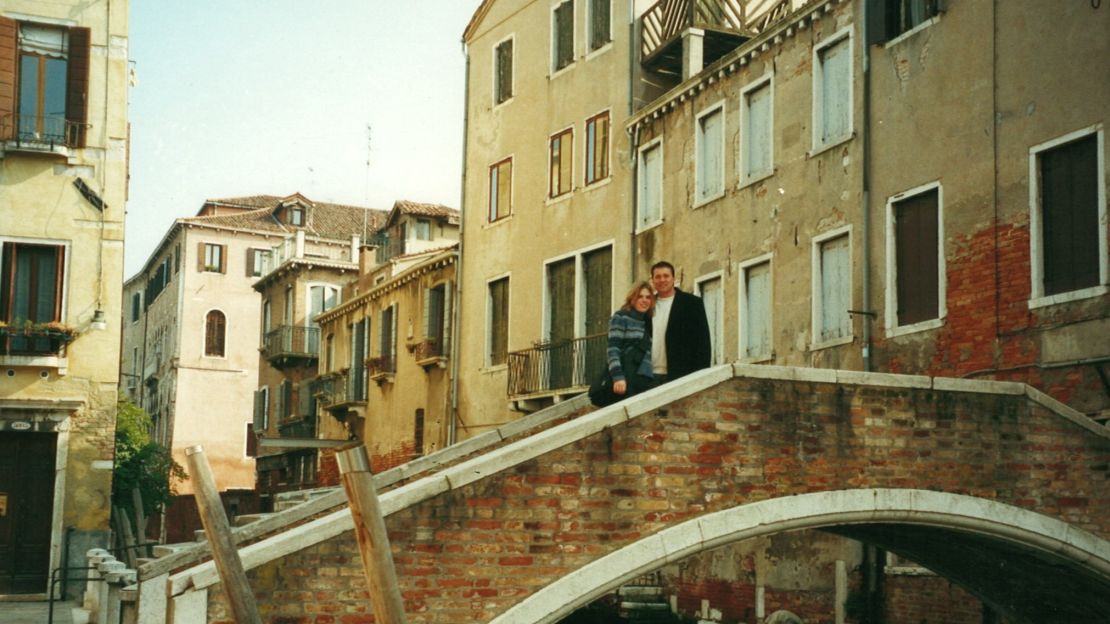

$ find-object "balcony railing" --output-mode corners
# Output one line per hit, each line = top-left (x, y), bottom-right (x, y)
(507, 333), (607, 398)
(262, 325), (320, 366)
(314, 365), (368, 408)
(367, 355), (396, 378)
(0, 113), (85, 149)
(414, 338), (445, 361)
(0, 324), (78, 356)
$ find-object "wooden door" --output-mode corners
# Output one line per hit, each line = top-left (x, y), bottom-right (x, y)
(0, 432), (57, 594)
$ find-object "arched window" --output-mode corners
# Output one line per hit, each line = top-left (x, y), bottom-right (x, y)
(205, 310), (226, 357)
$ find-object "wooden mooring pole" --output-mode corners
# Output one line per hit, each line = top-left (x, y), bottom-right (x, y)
(337, 444), (408, 624)
(185, 445), (262, 624)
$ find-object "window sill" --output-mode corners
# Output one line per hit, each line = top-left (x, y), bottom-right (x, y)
(885, 317), (943, 338)
(585, 41), (613, 62)
(808, 133), (855, 158)
(546, 192), (574, 207)
(693, 189), (726, 210)
(370, 371), (395, 385)
(739, 352), (774, 365)
(1028, 285), (1108, 310)
(582, 176), (612, 192)
(549, 62), (576, 81)
(492, 96), (514, 112)
(810, 334), (854, 351)
(0, 354), (68, 374)
(416, 355), (449, 370)
(483, 215), (513, 230)
(1, 140), (72, 160)
(635, 218), (664, 235)
(481, 363), (508, 375)
(881, 15), (941, 48)
(738, 170), (775, 190)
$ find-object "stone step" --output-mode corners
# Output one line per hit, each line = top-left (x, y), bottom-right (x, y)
(151, 543), (190, 558)
(274, 486), (340, 511)
(232, 512), (273, 527)
(618, 585), (665, 598)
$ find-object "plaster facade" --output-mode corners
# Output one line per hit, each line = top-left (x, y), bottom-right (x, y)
(0, 0), (128, 596)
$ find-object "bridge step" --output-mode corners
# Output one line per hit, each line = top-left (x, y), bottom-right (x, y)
(274, 486), (340, 511)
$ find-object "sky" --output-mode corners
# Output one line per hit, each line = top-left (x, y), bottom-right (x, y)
(125, 0), (483, 277)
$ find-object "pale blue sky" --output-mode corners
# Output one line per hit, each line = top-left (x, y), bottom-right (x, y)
(125, 0), (482, 276)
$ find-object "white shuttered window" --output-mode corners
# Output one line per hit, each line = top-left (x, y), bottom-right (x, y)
(815, 233), (851, 343)
(742, 77), (773, 183)
(696, 104), (725, 203)
(637, 139), (663, 229)
(741, 258), (772, 360)
(815, 32), (851, 148)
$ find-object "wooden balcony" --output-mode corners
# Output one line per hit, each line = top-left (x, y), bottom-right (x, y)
(641, 0), (752, 76)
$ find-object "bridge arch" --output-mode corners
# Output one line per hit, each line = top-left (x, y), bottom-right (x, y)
(492, 488), (1110, 624)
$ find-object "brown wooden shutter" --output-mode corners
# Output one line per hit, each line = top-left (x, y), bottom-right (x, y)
(197, 242), (206, 271)
(894, 189), (939, 326)
(0, 242), (13, 320)
(0, 17), (16, 141)
(219, 244), (227, 273)
(245, 248), (255, 277)
(1041, 134), (1099, 296)
(52, 245), (65, 321)
(66, 27), (91, 147)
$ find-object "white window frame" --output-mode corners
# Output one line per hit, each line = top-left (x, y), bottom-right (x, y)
(1027, 124), (1108, 309)
(550, 0), (577, 76)
(586, 0), (612, 58)
(485, 273), (511, 369)
(739, 72), (774, 187)
(541, 240), (615, 340)
(884, 181), (946, 337)
(811, 225), (854, 350)
(695, 271), (726, 365)
(305, 282), (341, 326)
(811, 27), (854, 154)
(738, 253), (774, 362)
(492, 34), (515, 108)
(694, 100), (727, 207)
(636, 136), (664, 232)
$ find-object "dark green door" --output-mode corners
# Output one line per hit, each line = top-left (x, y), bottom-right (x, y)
(547, 258), (576, 389)
(0, 432), (57, 594)
(582, 247), (612, 382)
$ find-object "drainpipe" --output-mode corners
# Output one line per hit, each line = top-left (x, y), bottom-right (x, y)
(628, 0), (639, 283)
(448, 44), (471, 446)
(861, 0), (873, 373)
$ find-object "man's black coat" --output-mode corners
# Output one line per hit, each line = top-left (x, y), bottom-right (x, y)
(662, 288), (712, 379)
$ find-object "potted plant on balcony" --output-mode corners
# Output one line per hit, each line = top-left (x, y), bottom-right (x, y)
(0, 320), (78, 355)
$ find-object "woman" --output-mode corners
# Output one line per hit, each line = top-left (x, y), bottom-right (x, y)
(591, 282), (655, 406)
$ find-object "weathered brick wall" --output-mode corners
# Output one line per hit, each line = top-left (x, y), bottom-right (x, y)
(205, 378), (1109, 622)
(884, 574), (1003, 624)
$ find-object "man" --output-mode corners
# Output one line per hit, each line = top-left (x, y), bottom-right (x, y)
(650, 261), (712, 383)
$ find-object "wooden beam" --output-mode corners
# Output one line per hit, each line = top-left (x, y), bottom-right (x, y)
(185, 445), (262, 624)
(337, 444), (408, 624)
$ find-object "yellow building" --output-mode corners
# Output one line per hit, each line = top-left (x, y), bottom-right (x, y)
(0, 0), (128, 597)
(315, 201), (459, 470)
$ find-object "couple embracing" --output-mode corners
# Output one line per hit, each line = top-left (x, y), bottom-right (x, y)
(590, 261), (712, 407)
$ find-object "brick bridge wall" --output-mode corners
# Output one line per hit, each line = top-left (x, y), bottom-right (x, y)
(201, 370), (1109, 623)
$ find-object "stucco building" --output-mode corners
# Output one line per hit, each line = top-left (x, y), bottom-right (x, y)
(455, 0), (1109, 620)
(314, 200), (459, 474)
(0, 0), (128, 597)
(121, 193), (385, 539)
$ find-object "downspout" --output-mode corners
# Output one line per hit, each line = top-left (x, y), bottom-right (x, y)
(628, 0), (639, 283)
(861, 0), (873, 373)
(448, 44), (471, 446)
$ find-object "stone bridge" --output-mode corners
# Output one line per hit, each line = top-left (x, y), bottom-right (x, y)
(157, 365), (1110, 623)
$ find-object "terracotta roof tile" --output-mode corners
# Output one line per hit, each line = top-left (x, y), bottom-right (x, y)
(183, 194), (389, 242)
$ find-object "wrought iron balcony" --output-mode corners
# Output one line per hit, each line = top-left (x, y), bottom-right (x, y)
(507, 333), (607, 399)
(314, 366), (368, 410)
(0, 113), (86, 150)
(0, 323), (78, 356)
(262, 325), (320, 368)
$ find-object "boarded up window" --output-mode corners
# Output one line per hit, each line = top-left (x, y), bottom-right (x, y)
(205, 310), (226, 357)
(893, 189), (939, 326)
(637, 141), (662, 228)
(589, 0), (611, 51)
(743, 261), (771, 359)
(818, 234), (851, 341)
(549, 128), (573, 198)
(698, 277), (723, 365)
(553, 1), (574, 71)
(547, 258), (576, 343)
(585, 111), (609, 185)
(1039, 133), (1099, 296)
(817, 35), (850, 145)
(488, 278), (509, 365)
(742, 80), (772, 181)
(489, 158), (512, 222)
(696, 105), (724, 202)
(494, 38), (513, 104)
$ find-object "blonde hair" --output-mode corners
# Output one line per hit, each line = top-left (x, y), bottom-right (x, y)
(621, 281), (655, 312)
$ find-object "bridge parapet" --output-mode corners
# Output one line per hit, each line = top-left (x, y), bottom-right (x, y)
(179, 364), (1108, 623)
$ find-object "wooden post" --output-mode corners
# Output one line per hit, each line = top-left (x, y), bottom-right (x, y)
(337, 444), (407, 624)
(185, 445), (262, 624)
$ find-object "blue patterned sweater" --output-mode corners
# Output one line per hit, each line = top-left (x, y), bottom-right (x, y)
(607, 309), (653, 381)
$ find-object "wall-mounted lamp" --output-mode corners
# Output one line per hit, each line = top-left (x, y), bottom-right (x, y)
(91, 309), (107, 331)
